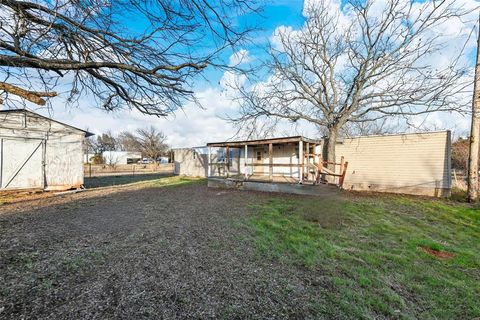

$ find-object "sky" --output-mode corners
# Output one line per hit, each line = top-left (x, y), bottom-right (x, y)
(6, 0), (480, 147)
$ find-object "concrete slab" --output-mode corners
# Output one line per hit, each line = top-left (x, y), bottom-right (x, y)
(207, 178), (340, 196)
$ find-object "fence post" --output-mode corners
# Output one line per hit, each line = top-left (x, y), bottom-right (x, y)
(89, 163), (92, 178)
(133, 165), (135, 177)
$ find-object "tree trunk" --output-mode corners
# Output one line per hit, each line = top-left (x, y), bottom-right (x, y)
(322, 126), (338, 182)
(467, 20), (480, 202)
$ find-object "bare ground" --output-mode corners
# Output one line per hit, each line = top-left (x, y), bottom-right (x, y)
(0, 181), (334, 319)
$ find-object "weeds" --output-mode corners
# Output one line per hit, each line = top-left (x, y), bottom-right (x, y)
(247, 195), (480, 318)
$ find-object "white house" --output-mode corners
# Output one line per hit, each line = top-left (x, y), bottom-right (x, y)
(102, 151), (142, 165)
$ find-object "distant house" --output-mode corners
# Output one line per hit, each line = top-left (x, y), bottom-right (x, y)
(102, 151), (142, 165)
(174, 131), (452, 197)
(0, 109), (93, 191)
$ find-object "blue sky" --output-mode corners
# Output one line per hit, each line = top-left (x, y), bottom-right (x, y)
(16, 0), (480, 147)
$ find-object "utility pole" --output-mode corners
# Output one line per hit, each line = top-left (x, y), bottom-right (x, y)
(467, 17), (480, 202)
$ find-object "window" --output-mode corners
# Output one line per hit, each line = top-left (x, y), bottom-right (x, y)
(193, 151), (196, 159)
(256, 151), (262, 161)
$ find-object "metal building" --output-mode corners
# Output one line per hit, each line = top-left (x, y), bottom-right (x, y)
(0, 109), (93, 191)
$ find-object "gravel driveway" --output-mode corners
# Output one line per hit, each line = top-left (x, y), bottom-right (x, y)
(0, 181), (332, 319)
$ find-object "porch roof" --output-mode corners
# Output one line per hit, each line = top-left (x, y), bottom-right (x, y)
(206, 135), (322, 148)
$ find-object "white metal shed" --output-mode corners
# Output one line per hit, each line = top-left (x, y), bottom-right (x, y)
(0, 109), (93, 191)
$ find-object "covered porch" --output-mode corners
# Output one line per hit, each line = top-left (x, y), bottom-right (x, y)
(206, 136), (348, 186)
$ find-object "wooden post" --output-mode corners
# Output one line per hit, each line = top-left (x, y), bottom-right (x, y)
(237, 147), (241, 176)
(305, 142), (310, 180)
(269, 143), (273, 181)
(299, 140), (303, 183)
(207, 146), (212, 177)
(468, 15), (480, 202)
(226, 146), (230, 177)
(339, 162), (348, 188)
(340, 156), (345, 184)
(244, 144), (248, 180)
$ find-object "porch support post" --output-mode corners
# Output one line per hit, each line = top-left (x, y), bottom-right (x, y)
(306, 142), (310, 180)
(237, 147), (241, 175)
(269, 143), (273, 181)
(207, 146), (211, 177)
(244, 144), (248, 180)
(299, 140), (303, 183)
(226, 146), (230, 178)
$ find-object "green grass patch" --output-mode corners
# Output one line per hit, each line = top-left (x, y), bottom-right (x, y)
(247, 195), (480, 319)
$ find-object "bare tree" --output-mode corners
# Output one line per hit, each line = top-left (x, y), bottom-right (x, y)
(134, 126), (169, 162)
(94, 131), (117, 154)
(231, 0), (474, 171)
(118, 131), (141, 152)
(0, 0), (257, 114)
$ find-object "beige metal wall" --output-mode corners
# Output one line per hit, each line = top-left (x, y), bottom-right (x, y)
(174, 148), (208, 177)
(334, 131), (451, 197)
(0, 111), (86, 191)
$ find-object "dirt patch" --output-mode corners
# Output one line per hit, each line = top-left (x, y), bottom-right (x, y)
(419, 246), (455, 260)
(0, 180), (334, 319)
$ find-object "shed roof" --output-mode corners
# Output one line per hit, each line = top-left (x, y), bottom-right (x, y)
(206, 136), (322, 147)
(0, 109), (94, 137)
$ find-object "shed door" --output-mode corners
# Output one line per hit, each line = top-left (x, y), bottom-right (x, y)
(0, 138), (44, 190)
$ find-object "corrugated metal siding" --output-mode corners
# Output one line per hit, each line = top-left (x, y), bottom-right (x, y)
(0, 138), (44, 189)
(44, 134), (85, 189)
(0, 111), (86, 191)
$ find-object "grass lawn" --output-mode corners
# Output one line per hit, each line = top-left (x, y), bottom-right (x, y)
(246, 193), (480, 319)
(1, 176), (478, 319)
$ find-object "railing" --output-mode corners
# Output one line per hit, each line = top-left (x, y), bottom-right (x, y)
(208, 156), (349, 188)
(303, 155), (349, 187)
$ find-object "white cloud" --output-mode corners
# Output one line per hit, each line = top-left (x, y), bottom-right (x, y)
(228, 49), (252, 66)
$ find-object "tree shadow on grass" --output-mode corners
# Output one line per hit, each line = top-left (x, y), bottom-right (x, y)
(84, 174), (173, 188)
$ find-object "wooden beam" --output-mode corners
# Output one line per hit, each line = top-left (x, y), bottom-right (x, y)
(306, 142), (310, 180)
(207, 146), (211, 177)
(269, 143), (273, 181)
(299, 140), (303, 183)
(339, 161), (349, 188)
(246, 163), (301, 167)
(244, 144), (248, 180)
(237, 147), (241, 174)
(207, 136), (322, 148)
(226, 146), (230, 177)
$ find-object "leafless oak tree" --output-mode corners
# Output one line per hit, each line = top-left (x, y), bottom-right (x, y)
(119, 126), (168, 162)
(0, 0), (257, 115)
(231, 0), (475, 171)
(135, 126), (169, 162)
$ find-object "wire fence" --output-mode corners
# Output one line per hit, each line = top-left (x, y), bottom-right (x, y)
(84, 163), (174, 178)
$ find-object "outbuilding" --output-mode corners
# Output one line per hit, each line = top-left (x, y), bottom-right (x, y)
(0, 109), (93, 191)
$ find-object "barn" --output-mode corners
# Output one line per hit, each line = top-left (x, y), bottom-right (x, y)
(0, 109), (93, 191)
